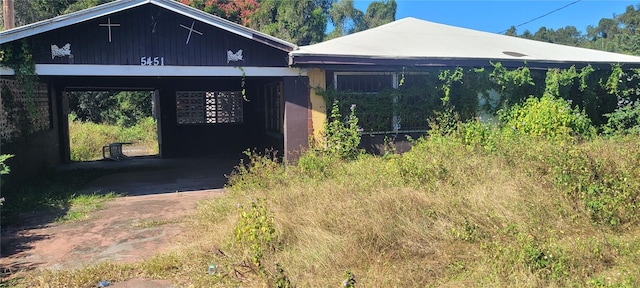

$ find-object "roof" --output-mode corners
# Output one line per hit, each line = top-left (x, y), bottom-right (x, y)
(0, 0), (296, 52)
(289, 17), (640, 68)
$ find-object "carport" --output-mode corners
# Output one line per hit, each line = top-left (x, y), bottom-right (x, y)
(0, 0), (311, 181)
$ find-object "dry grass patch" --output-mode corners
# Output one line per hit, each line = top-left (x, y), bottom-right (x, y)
(10, 135), (640, 287)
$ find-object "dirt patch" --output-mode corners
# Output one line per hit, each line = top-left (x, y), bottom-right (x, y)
(0, 189), (223, 283)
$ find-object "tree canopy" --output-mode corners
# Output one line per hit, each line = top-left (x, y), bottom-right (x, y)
(179, 0), (259, 26)
(507, 4), (640, 56)
(327, 0), (396, 40)
(1, 0), (397, 46)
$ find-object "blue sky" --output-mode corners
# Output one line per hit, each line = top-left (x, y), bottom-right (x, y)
(353, 0), (639, 35)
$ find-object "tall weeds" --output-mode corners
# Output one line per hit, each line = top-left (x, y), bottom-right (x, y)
(68, 116), (157, 161)
(18, 103), (640, 287)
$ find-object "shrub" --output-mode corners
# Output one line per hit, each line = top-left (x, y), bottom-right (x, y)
(499, 94), (595, 141)
(226, 150), (286, 192)
(296, 150), (337, 179)
(234, 198), (277, 269)
(323, 101), (362, 160)
(0, 154), (13, 209)
(550, 139), (640, 227)
(602, 101), (640, 136)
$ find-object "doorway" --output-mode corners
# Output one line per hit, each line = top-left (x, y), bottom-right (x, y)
(65, 89), (159, 161)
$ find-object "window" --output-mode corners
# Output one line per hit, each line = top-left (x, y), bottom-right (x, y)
(264, 83), (283, 133)
(335, 73), (395, 93)
(176, 91), (243, 124)
(332, 71), (437, 133)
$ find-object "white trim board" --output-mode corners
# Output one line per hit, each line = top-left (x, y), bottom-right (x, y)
(0, 65), (307, 77)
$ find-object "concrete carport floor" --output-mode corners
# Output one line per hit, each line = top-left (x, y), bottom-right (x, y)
(59, 154), (243, 196)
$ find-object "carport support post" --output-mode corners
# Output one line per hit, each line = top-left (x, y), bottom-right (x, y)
(283, 76), (310, 162)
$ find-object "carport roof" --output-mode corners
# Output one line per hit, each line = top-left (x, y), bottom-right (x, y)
(289, 17), (640, 68)
(0, 0), (296, 52)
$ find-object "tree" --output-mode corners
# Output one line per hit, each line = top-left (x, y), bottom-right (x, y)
(508, 4), (640, 56)
(327, 0), (396, 39)
(362, 0), (396, 29)
(249, 0), (331, 45)
(1, 0), (114, 28)
(619, 4), (640, 35)
(179, 0), (259, 25)
(328, 0), (364, 39)
(68, 91), (152, 127)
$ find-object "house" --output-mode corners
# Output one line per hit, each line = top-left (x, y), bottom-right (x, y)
(2, 1), (640, 181)
(290, 17), (640, 151)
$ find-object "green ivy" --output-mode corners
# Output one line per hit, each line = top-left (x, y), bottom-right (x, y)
(603, 101), (640, 136)
(324, 100), (361, 160)
(318, 64), (634, 134)
(438, 67), (464, 105)
(0, 40), (38, 118)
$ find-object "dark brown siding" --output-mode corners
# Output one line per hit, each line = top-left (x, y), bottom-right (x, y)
(26, 4), (288, 67)
(283, 76), (310, 162)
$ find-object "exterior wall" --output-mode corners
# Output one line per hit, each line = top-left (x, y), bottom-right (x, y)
(283, 76), (310, 162)
(24, 4), (289, 67)
(156, 77), (278, 157)
(307, 68), (326, 141)
(0, 80), (63, 184)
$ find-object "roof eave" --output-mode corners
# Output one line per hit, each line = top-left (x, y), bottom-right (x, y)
(289, 54), (640, 69)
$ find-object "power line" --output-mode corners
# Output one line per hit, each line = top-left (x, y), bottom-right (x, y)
(499, 0), (582, 34)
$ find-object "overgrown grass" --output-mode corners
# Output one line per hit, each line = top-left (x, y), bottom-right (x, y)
(0, 167), (136, 229)
(69, 116), (158, 161)
(14, 132), (640, 287)
(1, 169), (109, 227)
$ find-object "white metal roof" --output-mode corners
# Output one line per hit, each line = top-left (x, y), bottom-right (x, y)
(290, 17), (640, 66)
(0, 0), (296, 51)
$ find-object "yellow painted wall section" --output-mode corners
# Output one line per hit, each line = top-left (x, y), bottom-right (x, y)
(308, 68), (326, 140)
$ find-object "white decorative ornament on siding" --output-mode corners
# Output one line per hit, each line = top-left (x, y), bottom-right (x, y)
(227, 49), (243, 63)
(51, 43), (71, 59)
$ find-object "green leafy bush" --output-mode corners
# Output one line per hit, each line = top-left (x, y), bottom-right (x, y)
(323, 100), (361, 160)
(0, 154), (13, 208)
(234, 198), (276, 269)
(296, 150), (337, 179)
(603, 101), (640, 136)
(227, 150), (286, 191)
(550, 140), (640, 227)
(499, 94), (595, 141)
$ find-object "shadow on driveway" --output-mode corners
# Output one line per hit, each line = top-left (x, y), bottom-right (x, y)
(59, 154), (243, 196)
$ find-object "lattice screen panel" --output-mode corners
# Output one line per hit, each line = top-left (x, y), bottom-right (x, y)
(210, 91), (243, 124)
(177, 91), (243, 125)
(0, 79), (50, 143)
(205, 91), (217, 123)
(176, 91), (205, 124)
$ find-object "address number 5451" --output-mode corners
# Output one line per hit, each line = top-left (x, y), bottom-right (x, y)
(140, 57), (165, 66)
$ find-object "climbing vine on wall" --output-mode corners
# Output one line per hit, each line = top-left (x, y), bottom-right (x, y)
(316, 63), (639, 133)
(0, 40), (50, 142)
(0, 40), (38, 117)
